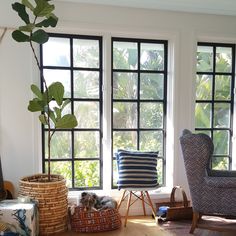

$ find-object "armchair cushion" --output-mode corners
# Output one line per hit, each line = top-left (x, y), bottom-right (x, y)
(116, 150), (159, 190)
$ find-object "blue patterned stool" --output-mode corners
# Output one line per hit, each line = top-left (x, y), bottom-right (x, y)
(0, 200), (38, 236)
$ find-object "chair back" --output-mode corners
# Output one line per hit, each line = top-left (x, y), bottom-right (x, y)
(116, 150), (159, 190)
(179, 130), (213, 206)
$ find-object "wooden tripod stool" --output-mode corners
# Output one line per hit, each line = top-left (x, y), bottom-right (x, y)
(117, 190), (156, 226)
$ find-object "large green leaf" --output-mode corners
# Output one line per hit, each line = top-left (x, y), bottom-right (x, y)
(19, 24), (35, 32)
(12, 2), (30, 24)
(39, 114), (48, 125)
(21, 0), (34, 12)
(28, 98), (44, 112)
(36, 16), (58, 28)
(42, 90), (52, 105)
(54, 107), (61, 119)
(22, 0), (34, 11)
(55, 114), (78, 129)
(12, 30), (30, 42)
(49, 111), (56, 124)
(61, 99), (70, 111)
(31, 84), (43, 99)
(34, 0), (54, 17)
(31, 29), (49, 44)
(50, 13), (59, 25)
(48, 82), (64, 106)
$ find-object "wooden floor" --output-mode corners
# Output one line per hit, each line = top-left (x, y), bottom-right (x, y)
(53, 216), (236, 236)
(55, 217), (167, 236)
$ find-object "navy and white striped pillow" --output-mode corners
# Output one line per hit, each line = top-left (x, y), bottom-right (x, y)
(116, 150), (159, 190)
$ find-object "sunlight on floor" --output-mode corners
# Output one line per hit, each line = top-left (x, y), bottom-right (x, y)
(127, 217), (157, 227)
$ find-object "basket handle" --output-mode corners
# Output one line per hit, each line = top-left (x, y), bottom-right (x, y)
(170, 186), (189, 208)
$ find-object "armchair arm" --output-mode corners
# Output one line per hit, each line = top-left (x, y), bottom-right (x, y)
(207, 169), (236, 177)
(204, 176), (236, 188)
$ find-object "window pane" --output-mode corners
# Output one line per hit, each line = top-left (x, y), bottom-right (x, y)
(140, 43), (164, 70)
(74, 161), (100, 188)
(73, 39), (100, 68)
(45, 161), (72, 187)
(157, 159), (163, 185)
(214, 103), (230, 128)
(195, 103), (211, 128)
(212, 156), (229, 170)
(195, 130), (211, 137)
(74, 101), (99, 128)
(195, 43), (234, 173)
(113, 72), (138, 99)
(42, 34), (102, 190)
(43, 101), (71, 129)
(140, 131), (163, 156)
(74, 71), (100, 98)
(113, 160), (118, 187)
(113, 131), (137, 153)
(45, 131), (71, 159)
(112, 38), (167, 188)
(74, 131), (100, 158)
(113, 102), (137, 129)
(140, 73), (164, 99)
(215, 75), (231, 100)
(216, 47), (232, 73)
(44, 69), (71, 98)
(197, 46), (213, 72)
(113, 41), (138, 70)
(213, 130), (229, 155)
(195, 74), (212, 100)
(140, 103), (163, 128)
(43, 37), (70, 66)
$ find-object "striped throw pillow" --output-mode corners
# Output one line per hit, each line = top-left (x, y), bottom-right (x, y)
(116, 150), (159, 190)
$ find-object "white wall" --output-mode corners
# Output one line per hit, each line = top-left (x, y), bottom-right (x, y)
(1, 1), (236, 199)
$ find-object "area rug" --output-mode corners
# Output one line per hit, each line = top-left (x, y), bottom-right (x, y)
(159, 216), (236, 236)
(158, 220), (192, 236)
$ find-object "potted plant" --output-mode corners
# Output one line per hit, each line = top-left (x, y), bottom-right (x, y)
(11, 0), (77, 234)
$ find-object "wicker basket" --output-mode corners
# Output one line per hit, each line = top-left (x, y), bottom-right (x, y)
(19, 174), (68, 235)
(70, 207), (122, 233)
(156, 186), (192, 221)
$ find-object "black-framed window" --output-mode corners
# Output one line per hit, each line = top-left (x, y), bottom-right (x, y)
(195, 42), (235, 170)
(40, 33), (103, 190)
(111, 37), (168, 187)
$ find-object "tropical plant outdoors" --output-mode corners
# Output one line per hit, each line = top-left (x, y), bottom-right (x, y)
(11, 0), (78, 181)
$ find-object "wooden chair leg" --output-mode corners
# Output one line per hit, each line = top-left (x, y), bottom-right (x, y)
(119, 190), (156, 226)
(124, 191), (132, 227)
(117, 190), (126, 210)
(190, 211), (200, 234)
(141, 191), (146, 216)
(199, 213), (202, 220)
(145, 191), (156, 217)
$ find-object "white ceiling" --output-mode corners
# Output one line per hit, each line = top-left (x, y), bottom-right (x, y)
(56, 0), (236, 16)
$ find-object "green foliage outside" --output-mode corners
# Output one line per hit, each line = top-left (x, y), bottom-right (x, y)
(196, 45), (233, 170)
(45, 39), (166, 188)
(42, 35), (101, 188)
(112, 41), (166, 186)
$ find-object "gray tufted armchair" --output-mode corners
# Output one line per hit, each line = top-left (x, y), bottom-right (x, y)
(180, 129), (236, 233)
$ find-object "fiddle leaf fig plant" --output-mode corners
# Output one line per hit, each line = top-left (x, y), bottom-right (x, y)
(12, 0), (78, 181)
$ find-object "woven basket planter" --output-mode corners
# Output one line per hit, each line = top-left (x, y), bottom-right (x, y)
(19, 174), (68, 235)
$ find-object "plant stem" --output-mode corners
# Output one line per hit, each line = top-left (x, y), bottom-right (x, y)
(29, 37), (51, 182)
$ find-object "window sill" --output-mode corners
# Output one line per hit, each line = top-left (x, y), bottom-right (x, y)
(68, 186), (172, 205)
